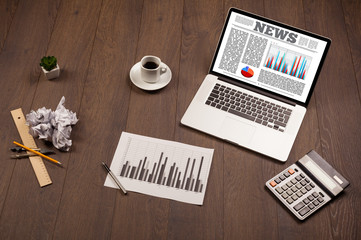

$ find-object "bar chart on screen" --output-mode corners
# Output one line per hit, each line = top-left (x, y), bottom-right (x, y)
(104, 132), (214, 205)
(264, 44), (312, 80)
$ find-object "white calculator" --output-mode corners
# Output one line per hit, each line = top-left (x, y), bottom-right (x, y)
(266, 150), (349, 220)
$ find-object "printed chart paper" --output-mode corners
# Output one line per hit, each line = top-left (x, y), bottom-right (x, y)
(104, 132), (214, 205)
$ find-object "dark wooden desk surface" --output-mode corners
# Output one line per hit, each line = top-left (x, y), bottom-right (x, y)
(0, 0), (360, 239)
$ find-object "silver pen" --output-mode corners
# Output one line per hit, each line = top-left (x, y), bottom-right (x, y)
(102, 162), (127, 194)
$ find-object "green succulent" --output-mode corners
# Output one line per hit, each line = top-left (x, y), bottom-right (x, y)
(40, 56), (57, 71)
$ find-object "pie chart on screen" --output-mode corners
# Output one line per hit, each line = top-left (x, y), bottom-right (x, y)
(241, 66), (254, 78)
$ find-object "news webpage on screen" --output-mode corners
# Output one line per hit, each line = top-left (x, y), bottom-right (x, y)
(212, 11), (328, 103)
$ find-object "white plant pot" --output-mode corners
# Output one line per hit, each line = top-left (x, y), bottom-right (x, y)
(42, 64), (60, 80)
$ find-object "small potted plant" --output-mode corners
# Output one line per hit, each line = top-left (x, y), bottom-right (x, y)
(40, 56), (60, 80)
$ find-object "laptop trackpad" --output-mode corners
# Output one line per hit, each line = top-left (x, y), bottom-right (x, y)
(219, 117), (256, 145)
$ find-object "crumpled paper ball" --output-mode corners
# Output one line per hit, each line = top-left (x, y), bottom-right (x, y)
(26, 96), (78, 151)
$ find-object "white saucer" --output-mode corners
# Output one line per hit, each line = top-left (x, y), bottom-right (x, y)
(130, 62), (172, 91)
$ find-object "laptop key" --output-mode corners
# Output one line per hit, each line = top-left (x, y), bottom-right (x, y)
(284, 110), (292, 116)
(228, 109), (256, 121)
(210, 93), (218, 98)
(284, 116), (290, 123)
(275, 120), (286, 127)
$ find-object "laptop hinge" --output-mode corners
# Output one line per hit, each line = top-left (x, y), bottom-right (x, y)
(218, 77), (297, 107)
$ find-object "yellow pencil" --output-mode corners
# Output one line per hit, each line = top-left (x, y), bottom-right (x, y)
(13, 141), (62, 166)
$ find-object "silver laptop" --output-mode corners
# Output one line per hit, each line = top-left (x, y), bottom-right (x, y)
(181, 8), (331, 162)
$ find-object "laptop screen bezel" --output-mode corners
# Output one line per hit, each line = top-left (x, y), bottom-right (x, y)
(208, 8), (331, 107)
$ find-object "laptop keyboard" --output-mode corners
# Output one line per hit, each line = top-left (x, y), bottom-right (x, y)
(205, 83), (293, 132)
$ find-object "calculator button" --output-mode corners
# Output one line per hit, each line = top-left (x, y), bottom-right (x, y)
(291, 195), (298, 201)
(291, 179), (297, 184)
(300, 180), (307, 186)
(299, 207), (310, 216)
(291, 186), (298, 192)
(317, 197), (324, 203)
(303, 198), (310, 205)
(305, 178), (310, 183)
(286, 190), (293, 196)
(282, 193), (288, 199)
(296, 191), (303, 197)
(308, 203), (315, 209)
(270, 181), (277, 187)
(286, 182), (293, 188)
(284, 172), (290, 178)
(310, 183), (315, 188)
(288, 169), (295, 175)
(275, 178), (282, 184)
(279, 175), (286, 181)
(312, 192), (319, 198)
(296, 183), (302, 189)
(281, 185), (288, 191)
(313, 200), (319, 206)
(295, 175), (302, 181)
(300, 188), (307, 194)
(294, 202), (305, 211)
(275, 187), (283, 194)
(300, 173), (305, 178)
(305, 185), (312, 191)
(287, 198), (294, 204)
(308, 195), (314, 201)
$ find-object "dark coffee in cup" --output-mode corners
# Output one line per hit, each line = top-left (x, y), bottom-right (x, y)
(140, 56), (167, 83)
(143, 61), (159, 69)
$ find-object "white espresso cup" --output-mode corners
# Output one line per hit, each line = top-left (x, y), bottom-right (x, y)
(140, 56), (167, 83)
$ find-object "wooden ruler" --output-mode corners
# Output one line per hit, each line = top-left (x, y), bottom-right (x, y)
(11, 108), (52, 187)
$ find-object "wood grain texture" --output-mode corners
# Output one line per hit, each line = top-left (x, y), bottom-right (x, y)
(110, 0), (184, 239)
(0, 0), (19, 51)
(170, 0), (224, 239)
(304, 0), (361, 238)
(51, 0), (140, 239)
(342, 0), (361, 98)
(0, 1), (60, 238)
(0, 0), (360, 239)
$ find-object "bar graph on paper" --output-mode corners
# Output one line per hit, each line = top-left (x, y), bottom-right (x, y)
(104, 132), (214, 205)
(264, 44), (312, 80)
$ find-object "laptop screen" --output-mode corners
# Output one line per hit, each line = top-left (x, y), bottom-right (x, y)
(210, 8), (331, 106)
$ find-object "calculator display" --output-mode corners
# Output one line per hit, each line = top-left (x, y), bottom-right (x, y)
(304, 160), (338, 190)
